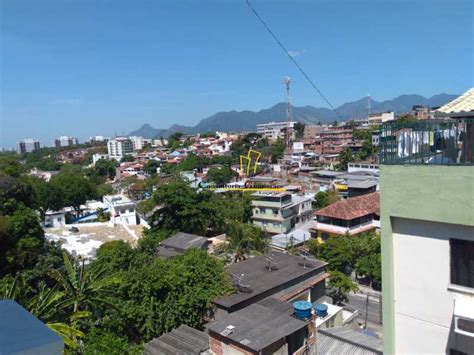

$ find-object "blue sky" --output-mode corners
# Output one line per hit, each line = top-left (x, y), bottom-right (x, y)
(1, 0), (472, 148)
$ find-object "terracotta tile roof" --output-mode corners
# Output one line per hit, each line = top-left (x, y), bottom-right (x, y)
(315, 192), (379, 220)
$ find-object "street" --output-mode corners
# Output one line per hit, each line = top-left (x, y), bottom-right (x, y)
(343, 293), (382, 332)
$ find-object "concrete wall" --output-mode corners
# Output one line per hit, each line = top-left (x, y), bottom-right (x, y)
(392, 218), (474, 354)
(380, 165), (474, 354)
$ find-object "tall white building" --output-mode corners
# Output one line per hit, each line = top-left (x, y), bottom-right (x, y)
(129, 136), (152, 151)
(54, 136), (78, 148)
(107, 137), (133, 160)
(16, 139), (41, 154)
(257, 121), (295, 140)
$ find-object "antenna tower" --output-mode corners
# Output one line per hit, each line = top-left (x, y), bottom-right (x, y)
(285, 77), (292, 148)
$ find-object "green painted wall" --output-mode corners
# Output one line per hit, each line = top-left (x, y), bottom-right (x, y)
(380, 165), (474, 354)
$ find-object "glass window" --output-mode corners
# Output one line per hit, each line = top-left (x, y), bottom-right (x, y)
(450, 239), (474, 288)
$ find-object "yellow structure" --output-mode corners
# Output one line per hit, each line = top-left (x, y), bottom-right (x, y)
(239, 149), (261, 176)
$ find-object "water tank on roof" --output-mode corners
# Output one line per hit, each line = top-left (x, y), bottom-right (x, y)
(314, 303), (328, 318)
(293, 301), (312, 319)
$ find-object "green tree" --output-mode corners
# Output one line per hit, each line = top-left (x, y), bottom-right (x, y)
(337, 148), (355, 171)
(143, 159), (160, 176)
(149, 178), (215, 236)
(50, 173), (96, 211)
(313, 190), (339, 209)
(327, 271), (358, 305)
(0, 206), (46, 276)
(224, 222), (267, 262)
(294, 122), (306, 139)
(29, 177), (65, 222)
(51, 252), (121, 313)
(105, 249), (232, 342)
(206, 167), (236, 185)
(94, 158), (117, 179)
(271, 138), (285, 163)
(121, 155), (135, 163)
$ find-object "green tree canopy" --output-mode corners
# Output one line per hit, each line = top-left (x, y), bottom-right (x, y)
(206, 167), (236, 185)
(50, 172), (96, 211)
(313, 190), (339, 209)
(294, 122), (306, 139)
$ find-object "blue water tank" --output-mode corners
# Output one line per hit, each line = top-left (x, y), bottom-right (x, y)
(314, 303), (328, 318)
(293, 301), (313, 319)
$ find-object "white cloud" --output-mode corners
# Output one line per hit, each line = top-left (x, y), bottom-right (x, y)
(288, 49), (306, 58)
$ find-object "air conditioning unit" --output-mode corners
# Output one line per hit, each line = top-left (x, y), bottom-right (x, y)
(454, 299), (474, 338)
(454, 317), (474, 338)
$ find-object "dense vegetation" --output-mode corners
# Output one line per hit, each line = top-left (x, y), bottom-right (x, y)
(307, 232), (381, 304)
(0, 154), (234, 352)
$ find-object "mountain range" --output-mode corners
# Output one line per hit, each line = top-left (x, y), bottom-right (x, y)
(128, 93), (457, 138)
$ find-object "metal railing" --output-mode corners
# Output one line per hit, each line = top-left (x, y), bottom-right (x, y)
(379, 118), (473, 165)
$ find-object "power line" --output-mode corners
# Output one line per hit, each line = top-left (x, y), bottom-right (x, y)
(245, 0), (342, 120)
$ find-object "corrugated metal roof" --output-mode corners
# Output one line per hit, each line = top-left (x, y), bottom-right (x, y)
(144, 324), (209, 355)
(437, 88), (474, 113)
(317, 327), (383, 355)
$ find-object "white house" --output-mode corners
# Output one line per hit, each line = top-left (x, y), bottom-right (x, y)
(102, 194), (138, 225)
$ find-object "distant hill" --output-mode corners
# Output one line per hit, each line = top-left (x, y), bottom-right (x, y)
(129, 93), (457, 138)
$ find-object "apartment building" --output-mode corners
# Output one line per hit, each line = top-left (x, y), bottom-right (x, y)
(257, 121), (295, 141)
(107, 137), (133, 160)
(54, 136), (78, 148)
(251, 191), (314, 234)
(380, 89), (474, 354)
(129, 136), (152, 151)
(16, 138), (40, 154)
(251, 192), (296, 234)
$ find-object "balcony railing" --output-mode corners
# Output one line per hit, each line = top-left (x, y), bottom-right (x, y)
(379, 118), (473, 165)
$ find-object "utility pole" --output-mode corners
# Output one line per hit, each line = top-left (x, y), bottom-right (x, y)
(364, 293), (369, 329)
(285, 77), (292, 149)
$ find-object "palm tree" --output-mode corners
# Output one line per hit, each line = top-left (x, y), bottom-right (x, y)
(226, 222), (268, 263)
(51, 252), (121, 313)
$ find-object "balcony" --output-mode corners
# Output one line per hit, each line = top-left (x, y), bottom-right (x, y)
(379, 118), (473, 165)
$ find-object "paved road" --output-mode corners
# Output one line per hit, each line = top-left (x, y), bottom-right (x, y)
(344, 293), (382, 326)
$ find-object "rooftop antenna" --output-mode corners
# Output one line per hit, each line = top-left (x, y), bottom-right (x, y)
(285, 76), (292, 149)
(231, 273), (253, 293)
(265, 254), (278, 271)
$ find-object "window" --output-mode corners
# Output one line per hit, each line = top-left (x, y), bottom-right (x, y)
(450, 239), (474, 288)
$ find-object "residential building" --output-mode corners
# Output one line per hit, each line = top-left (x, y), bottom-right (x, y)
(129, 136), (152, 151)
(92, 153), (109, 165)
(380, 89), (474, 354)
(213, 252), (328, 314)
(102, 194), (138, 225)
(89, 135), (108, 143)
(16, 138), (40, 154)
(28, 168), (60, 182)
(348, 162), (380, 175)
(304, 124), (325, 139)
(0, 300), (63, 354)
(312, 192), (380, 241)
(107, 137), (133, 160)
(269, 229), (310, 252)
(156, 232), (209, 259)
(54, 136), (78, 148)
(368, 111), (395, 125)
(412, 104), (432, 120)
(257, 121), (295, 141)
(251, 192), (296, 234)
